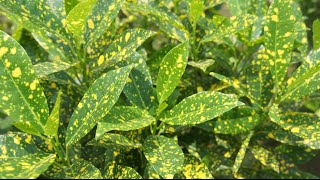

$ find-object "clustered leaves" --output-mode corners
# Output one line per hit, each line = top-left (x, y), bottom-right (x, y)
(0, 0), (319, 179)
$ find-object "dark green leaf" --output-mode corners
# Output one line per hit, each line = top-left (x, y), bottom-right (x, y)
(66, 159), (103, 178)
(182, 155), (213, 179)
(232, 131), (253, 175)
(250, 146), (280, 173)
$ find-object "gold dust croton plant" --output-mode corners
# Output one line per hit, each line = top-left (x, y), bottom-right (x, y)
(0, 0), (319, 179)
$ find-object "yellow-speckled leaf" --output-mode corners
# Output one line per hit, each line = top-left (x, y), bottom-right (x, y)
(182, 155), (213, 179)
(66, 0), (97, 38)
(34, 61), (76, 78)
(143, 164), (161, 179)
(250, 146), (280, 173)
(88, 133), (142, 149)
(143, 135), (184, 179)
(214, 115), (260, 135)
(84, 0), (123, 47)
(44, 91), (61, 136)
(67, 159), (103, 179)
(232, 131), (253, 175)
(0, 31), (49, 135)
(156, 42), (189, 104)
(92, 29), (156, 75)
(313, 19), (320, 50)
(282, 49), (320, 101)
(188, 59), (215, 73)
(96, 106), (155, 138)
(0, 0), (70, 42)
(264, 0), (295, 88)
(201, 14), (256, 43)
(66, 66), (132, 147)
(124, 2), (189, 42)
(105, 164), (142, 179)
(161, 91), (244, 126)
(0, 153), (56, 179)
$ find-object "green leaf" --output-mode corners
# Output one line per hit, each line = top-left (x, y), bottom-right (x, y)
(182, 155), (213, 179)
(67, 159), (103, 178)
(104, 164), (142, 179)
(0, 153), (56, 179)
(161, 91), (244, 126)
(201, 14), (257, 43)
(124, 2), (189, 42)
(66, 0), (97, 38)
(121, 53), (156, 112)
(250, 146), (280, 173)
(0, 31), (49, 135)
(0, 0), (70, 41)
(143, 164), (161, 179)
(44, 91), (61, 136)
(88, 133), (141, 149)
(188, 59), (215, 73)
(96, 106), (155, 138)
(143, 135), (184, 179)
(66, 66), (132, 147)
(84, 0), (123, 47)
(64, 0), (79, 15)
(313, 19), (320, 50)
(264, 0), (295, 88)
(282, 49), (320, 101)
(226, 0), (249, 16)
(187, 0), (204, 23)
(232, 131), (253, 175)
(92, 29), (156, 75)
(156, 42), (189, 104)
(214, 114), (260, 135)
(34, 61), (76, 78)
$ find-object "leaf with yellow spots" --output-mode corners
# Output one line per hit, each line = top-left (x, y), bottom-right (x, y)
(182, 155), (213, 179)
(143, 163), (161, 179)
(225, 0), (251, 16)
(88, 133), (142, 149)
(313, 19), (320, 50)
(66, 0), (97, 38)
(0, 31), (49, 135)
(232, 131), (253, 175)
(96, 106), (155, 139)
(275, 145), (318, 165)
(188, 59), (215, 73)
(161, 91), (244, 126)
(124, 2), (189, 42)
(66, 65), (133, 147)
(0, 152), (56, 179)
(282, 49), (320, 101)
(66, 159), (103, 178)
(201, 14), (257, 43)
(84, 0), (124, 47)
(34, 61), (76, 78)
(291, 1), (308, 55)
(119, 53), (156, 113)
(105, 165), (142, 179)
(214, 114), (260, 135)
(156, 42), (189, 104)
(64, 0), (79, 15)
(250, 146), (280, 173)
(143, 135), (184, 179)
(0, 0), (71, 42)
(44, 91), (61, 136)
(264, 0), (295, 88)
(186, 0), (204, 24)
(91, 29), (156, 75)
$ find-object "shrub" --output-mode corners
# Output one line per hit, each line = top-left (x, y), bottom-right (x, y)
(0, 0), (319, 179)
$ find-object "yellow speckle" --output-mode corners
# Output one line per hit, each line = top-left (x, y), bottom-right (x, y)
(92, 94), (97, 100)
(2, 96), (8, 101)
(25, 135), (32, 144)
(98, 55), (104, 66)
(271, 15), (279, 22)
(5, 59), (11, 68)
(277, 50), (285, 56)
(28, 94), (33, 99)
(177, 63), (183, 68)
(10, 47), (16, 54)
(30, 80), (37, 90)
(14, 137), (21, 145)
(274, 8), (279, 13)
(291, 127), (300, 133)
(45, 140), (53, 151)
(88, 19), (94, 29)
(268, 133), (274, 139)
(5, 166), (15, 171)
(61, 19), (66, 27)
(0, 47), (8, 57)
(290, 15), (295, 20)
(78, 103), (83, 108)
(284, 32), (292, 37)
(12, 67), (22, 78)
(50, 83), (57, 88)
(125, 33), (131, 42)
(126, 77), (132, 83)
(233, 79), (240, 88)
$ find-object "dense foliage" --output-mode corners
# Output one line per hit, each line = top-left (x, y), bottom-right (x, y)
(0, 0), (319, 179)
